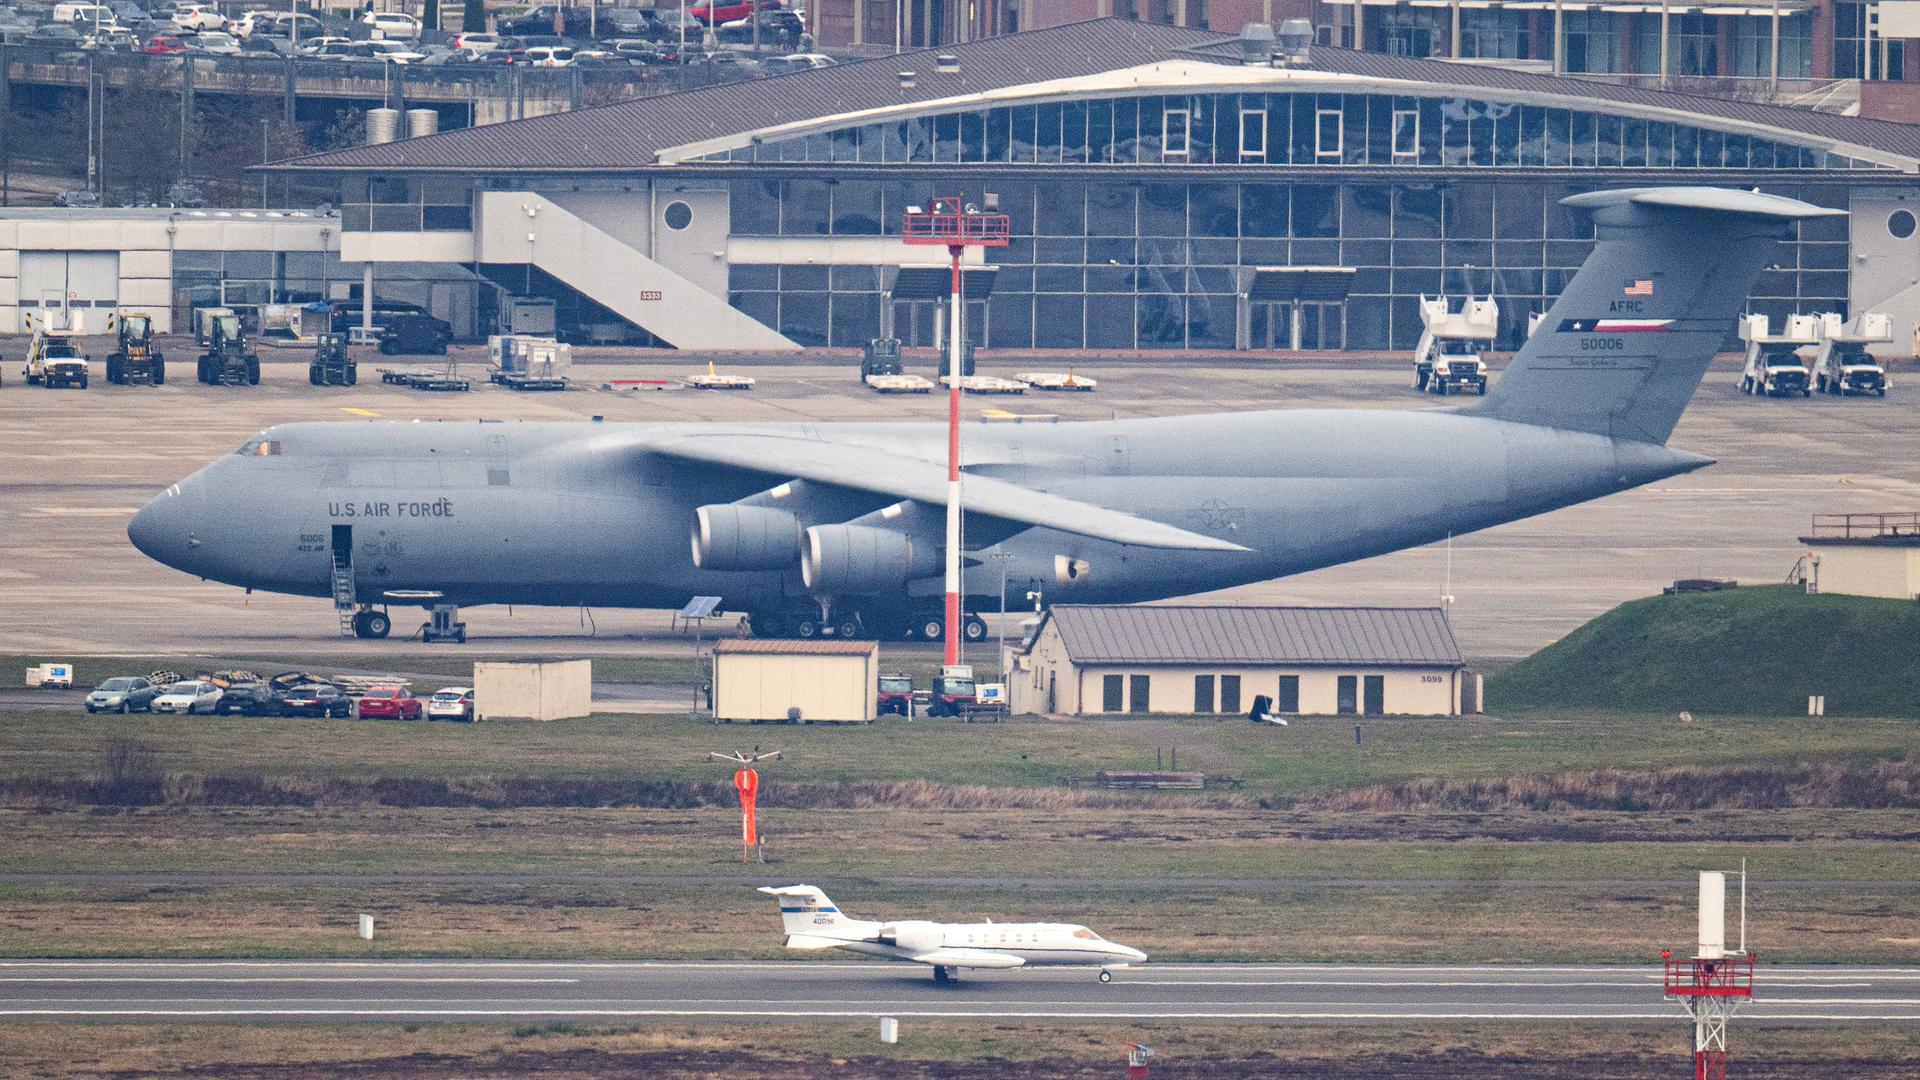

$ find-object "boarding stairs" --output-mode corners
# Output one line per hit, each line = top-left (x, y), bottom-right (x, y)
(332, 555), (357, 636)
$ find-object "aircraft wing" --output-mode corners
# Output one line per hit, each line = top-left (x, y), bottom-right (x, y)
(644, 433), (1248, 553)
(907, 948), (1028, 970)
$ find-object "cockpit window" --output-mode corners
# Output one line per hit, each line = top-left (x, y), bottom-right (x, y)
(1072, 928), (1103, 941)
(236, 438), (282, 457)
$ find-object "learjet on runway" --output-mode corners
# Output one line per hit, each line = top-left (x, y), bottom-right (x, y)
(759, 885), (1147, 983)
(127, 187), (1837, 640)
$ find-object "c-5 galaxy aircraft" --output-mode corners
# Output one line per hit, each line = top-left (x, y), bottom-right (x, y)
(129, 187), (1836, 641)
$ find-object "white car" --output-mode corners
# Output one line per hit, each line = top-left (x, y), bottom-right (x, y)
(190, 29), (240, 53)
(367, 39), (426, 62)
(783, 52), (837, 68)
(150, 680), (223, 715)
(523, 45), (573, 66)
(426, 686), (476, 721)
(450, 31), (498, 53)
(297, 35), (354, 54)
(361, 9), (421, 39)
(170, 3), (225, 31)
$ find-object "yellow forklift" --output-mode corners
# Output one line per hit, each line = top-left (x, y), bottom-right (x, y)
(105, 312), (166, 385)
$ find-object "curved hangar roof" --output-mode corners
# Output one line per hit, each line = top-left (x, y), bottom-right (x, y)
(271, 18), (1920, 174)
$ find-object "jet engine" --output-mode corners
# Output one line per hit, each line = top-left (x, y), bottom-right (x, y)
(800, 523), (938, 595)
(691, 504), (801, 571)
(877, 920), (942, 954)
(1054, 555), (1092, 586)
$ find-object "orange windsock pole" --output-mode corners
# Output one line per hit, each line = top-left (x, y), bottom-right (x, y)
(733, 767), (759, 862)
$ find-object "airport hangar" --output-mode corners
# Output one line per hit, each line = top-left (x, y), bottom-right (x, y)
(231, 17), (1920, 355)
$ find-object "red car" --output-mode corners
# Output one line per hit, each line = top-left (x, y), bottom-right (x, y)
(143, 35), (187, 53)
(355, 685), (423, 721)
(689, 0), (770, 24)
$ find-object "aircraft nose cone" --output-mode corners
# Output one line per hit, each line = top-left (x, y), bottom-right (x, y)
(129, 486), (191, 567)
(1117, 945), (1148, 963)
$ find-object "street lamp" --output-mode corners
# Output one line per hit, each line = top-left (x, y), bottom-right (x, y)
(989, 550), (1013, 680)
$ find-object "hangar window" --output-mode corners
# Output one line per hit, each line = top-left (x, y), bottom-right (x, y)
(235, 438), (282, 457)
(1315, 109), (1343, 160)
(664, 201), (694, 230)
(1238, 108), (1266, 162)
(1161, 108), (1190, 159)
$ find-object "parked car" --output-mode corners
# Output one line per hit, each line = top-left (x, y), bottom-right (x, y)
(189, 29), (240, 53)
(84, 676), (161, 714)
(142, 31), (184, 51)
(170, 3), (224, 31)
(426, 686), (476, 721)
(360, 9), (420, 39)
(26, 23), (86, 45)
(715, 9), (801, 44)
(522, 44), (573, 66)
(280, 682), (352, 718)
(355, 685), (423, 720)
(52, 2), (115, 24)
(241, 11), (322, 38)
(689, 0), (771, 24)
(497, 4), (584, 36)
(597, 5), (646, 37)
(83, 26), (140, 49)
(366, 38), (426, 62)
(296, 34), (353, 53)
(450, 30), (498, 52)
(641, 8), (697, 41)
(214, 680), (283, 716)
(108, 1), (151, 23)
(570, 48), (630, 67)
(150, 679), (223, 715)
(376, 312), (453, 354)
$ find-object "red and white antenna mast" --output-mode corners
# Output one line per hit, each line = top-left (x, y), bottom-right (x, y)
(1663, 867), (1754, 1080)
(902, 195), (1010, 666)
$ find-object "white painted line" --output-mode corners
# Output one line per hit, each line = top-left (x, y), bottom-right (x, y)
(0, 1009), (1697, 1020)
(0, 977), (577, 985)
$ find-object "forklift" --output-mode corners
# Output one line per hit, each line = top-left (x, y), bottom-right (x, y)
(308, 332), (357, 386)
(104, 312), (166, 385)
(196, 309), (261, 386)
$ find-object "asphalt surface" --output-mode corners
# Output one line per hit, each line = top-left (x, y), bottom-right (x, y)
(3, 960), (1916, 1023)
(6, 352), (1919, 659)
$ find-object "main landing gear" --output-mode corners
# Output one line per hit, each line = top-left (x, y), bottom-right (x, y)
(932, 965), (957, 985)
(748, 605), (991, 642)
(350, 608), (391, 639)
(420, 603), (467, 644)
(1099, 969), (1113, 983)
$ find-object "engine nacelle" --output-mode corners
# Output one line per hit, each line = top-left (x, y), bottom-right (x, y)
(800, 523), (937, 595)
(877, 920), (943, 955)
(1054, 554), (1092, 586)
(691, 504), (801, 571)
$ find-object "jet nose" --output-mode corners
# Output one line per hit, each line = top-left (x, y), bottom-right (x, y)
(129, 484), (192, 568)
(1116, 945), (1148, 964)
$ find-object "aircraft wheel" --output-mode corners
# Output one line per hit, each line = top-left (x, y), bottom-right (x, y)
(1099, 970), (1112, 984)
(152, 361), (164, 386)
(247, 358), (260, 385)
(78, 375), (88, 389)
(364, 611), (391, 639)
(793, 616), (820, 639)
(835, 617), (860, 639)
(347, 365), (358, 386)
(310, 366), (322, 386)
(916, 615), (944, 642)
(1477, 383), (1487, 396)
(1433, 380), (1447, 397)
(963, 614), (988, 643)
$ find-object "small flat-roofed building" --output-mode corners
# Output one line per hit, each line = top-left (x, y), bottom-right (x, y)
(1007, 604), (1473, 717)
(1802, 512), (1920, 600)
(713, 639), (879, 723)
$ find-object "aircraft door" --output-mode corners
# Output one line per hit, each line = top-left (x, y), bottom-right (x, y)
(331, 525), (352, 568)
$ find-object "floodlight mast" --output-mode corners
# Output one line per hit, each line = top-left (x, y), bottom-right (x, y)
(902, 195), (1010, 666)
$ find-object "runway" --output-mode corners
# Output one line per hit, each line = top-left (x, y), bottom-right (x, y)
(5, 960), (1920, 1023)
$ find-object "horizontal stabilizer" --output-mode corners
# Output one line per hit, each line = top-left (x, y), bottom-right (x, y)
(1560, 186), (1847, 222)
(783, 934), (855, 951)
(641, 433), (1248, 552)
(909, 948), (1028, 970)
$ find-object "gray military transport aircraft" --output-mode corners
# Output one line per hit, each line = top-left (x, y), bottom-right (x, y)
(129, 187), (1836, 641)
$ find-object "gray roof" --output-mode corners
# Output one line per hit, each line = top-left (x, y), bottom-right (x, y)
(1041, 605), (1463, 666)
(269, 18), (1920, 174)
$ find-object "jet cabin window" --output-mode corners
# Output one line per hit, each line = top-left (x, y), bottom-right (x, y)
(235, 438), (282, 457)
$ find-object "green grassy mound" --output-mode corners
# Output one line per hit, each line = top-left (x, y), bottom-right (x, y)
(1489, 584), (1920, 717)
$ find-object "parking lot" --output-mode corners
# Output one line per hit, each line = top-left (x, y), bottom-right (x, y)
(4, 346), (1919, 660)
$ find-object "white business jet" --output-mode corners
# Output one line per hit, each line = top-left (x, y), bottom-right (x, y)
(758, 885), (1146, 985)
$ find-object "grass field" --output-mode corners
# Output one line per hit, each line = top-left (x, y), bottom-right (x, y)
(1489, 586), (1920, 717)
(9, 1021), (1920, 1079)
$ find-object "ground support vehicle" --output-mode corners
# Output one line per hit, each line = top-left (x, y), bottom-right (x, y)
(1738, 313), (1817, 397)
(104, 311), (164, 385)
(21, 312), (92, 388)
(1810, 312), (1892, 396)
(309, 333), (356, 385)
(196, 308), (260, 385)
(376, 313), (452, 355)
(1413, 294), (1495, 395)
(877, 673), (914, 716)
(925, 666), (978, 718)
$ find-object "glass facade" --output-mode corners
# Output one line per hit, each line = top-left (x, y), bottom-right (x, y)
(709, 92), (1881, 170)
(1835, 0), (1909, 80)
(726, 177), (1852, 351)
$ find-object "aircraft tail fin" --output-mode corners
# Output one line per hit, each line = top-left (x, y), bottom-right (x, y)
(758, 885), (853, 937)
(1471, 187), (1841, 444)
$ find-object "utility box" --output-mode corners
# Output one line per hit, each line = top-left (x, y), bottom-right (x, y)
(472, 659), (592, 721)
(25, 663), (73, 689)
(713, 640), (878, 724)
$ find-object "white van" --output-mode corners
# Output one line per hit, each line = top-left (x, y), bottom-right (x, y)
(524, 45), (574, 66)
(53, 2), (114, 23)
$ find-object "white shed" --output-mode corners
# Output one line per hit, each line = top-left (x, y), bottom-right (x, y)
(1802, 513), (1920, 600)
(1006, 605), (1474, 718)
(712, 639), (878, 724)
(473, 659), (592, 721)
